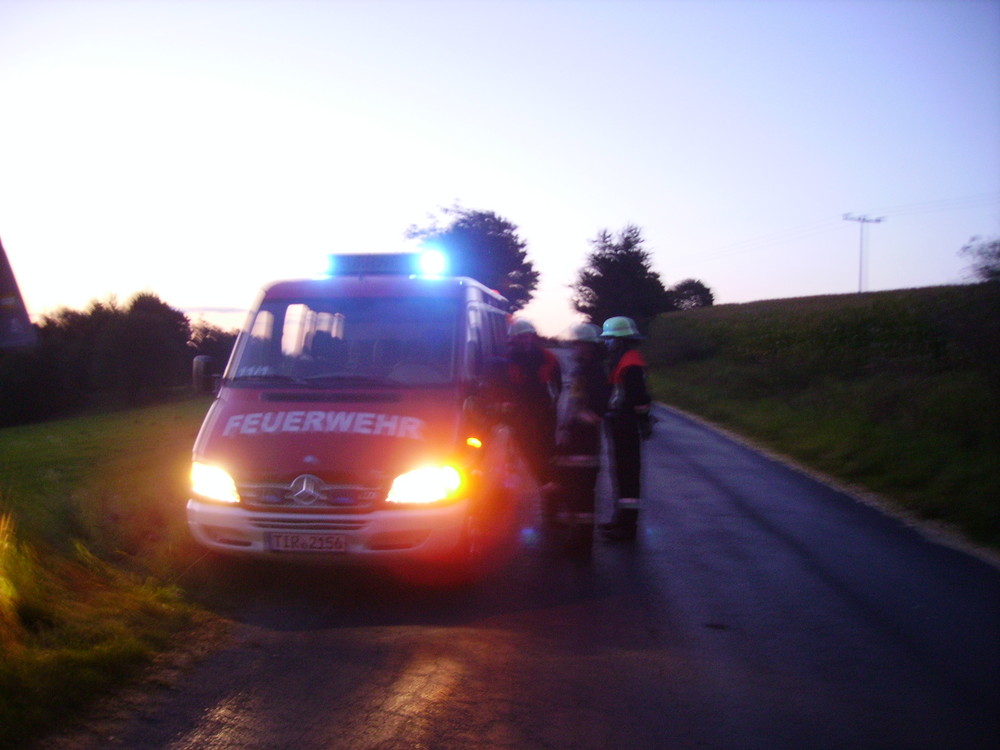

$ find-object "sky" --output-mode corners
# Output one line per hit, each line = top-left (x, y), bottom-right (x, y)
(1, 0), (998, 337)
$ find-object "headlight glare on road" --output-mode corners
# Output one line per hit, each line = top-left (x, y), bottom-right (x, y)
(386, 465), (463, 505)
(191, 461), (240, 504)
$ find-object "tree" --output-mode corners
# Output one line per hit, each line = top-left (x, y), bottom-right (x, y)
(119, 293), (192, 398)
(41, 298), (128, 394)
(1, 293), (222, 425)
(571, 225), (671, 334)
(960, 236), (1000, 283)
(190, 320), (238, 363)
(0, 339), (66, 425)
(407, 206), (538, 310)
(668, 279), (714, 310)
(38, 293), (191, 402)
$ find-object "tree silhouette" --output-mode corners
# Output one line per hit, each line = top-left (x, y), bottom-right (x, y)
(0, 293), (233, 425)
(571, 225), (671, 334)
(960, 236), (1000, 283)
(190, 320), (238, 363)
(120, 293), (192, 398)
(408, 207), (538, 310)
(669, 279), (714, 310)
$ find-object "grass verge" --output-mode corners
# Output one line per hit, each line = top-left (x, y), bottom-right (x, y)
(646, 284), (1000, 550)
(0, 398), (213, 748)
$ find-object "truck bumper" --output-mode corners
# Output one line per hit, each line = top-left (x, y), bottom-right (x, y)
(186, 498), (469, 564)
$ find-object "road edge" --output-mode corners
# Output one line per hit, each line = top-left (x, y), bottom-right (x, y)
(655, 402), (1000, 573)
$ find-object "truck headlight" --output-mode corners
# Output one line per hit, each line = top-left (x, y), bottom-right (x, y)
(191, 462), (240, 504)
(386, 465), (462, 505)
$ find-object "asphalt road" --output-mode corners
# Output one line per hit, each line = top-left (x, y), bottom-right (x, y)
(43, 405), (1000, 750)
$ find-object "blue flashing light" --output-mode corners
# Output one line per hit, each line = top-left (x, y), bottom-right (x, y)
(325, 251), (450, 278)
(417, 249), (447, 277)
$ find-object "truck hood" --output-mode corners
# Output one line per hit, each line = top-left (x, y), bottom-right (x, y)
(193, 386), (465, 485)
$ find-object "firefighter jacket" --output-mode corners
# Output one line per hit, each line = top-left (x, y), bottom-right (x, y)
(555, 356), (610, 466)
(607, 347), (652, 434)
(506, 345), (561, 406)
(504, 344), (562, 482)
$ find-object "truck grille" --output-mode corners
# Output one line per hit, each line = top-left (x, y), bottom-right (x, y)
(238, 474), (382, 511)
(249, 518), (368, 532)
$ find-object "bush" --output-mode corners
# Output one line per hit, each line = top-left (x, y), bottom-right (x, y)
(1, 294), (237, 427)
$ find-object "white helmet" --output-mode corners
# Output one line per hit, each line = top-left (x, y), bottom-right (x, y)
(601, 316), (641, 339)
(508, 318), (536, 337)
(569, 322), (602, 343)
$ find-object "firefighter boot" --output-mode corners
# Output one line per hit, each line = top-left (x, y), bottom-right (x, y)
(599, 506), (638, 542)
(540, 481), (562, 527)
(566, 518), (595, 555)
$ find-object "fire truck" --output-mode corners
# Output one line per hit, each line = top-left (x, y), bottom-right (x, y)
(187, 251), (519, 581)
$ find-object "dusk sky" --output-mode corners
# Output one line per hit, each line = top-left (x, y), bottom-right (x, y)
(2, 0), (998, 336)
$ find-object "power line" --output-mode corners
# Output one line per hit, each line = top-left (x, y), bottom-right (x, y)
(866, 192), (1000, 220)
(843, 214), (885, 293)
(671, 193), (999, 265)
(672, 217), (846, 263)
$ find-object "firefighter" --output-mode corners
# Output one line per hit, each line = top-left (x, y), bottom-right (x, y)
(504, 318), (562, 490)
(550, 322), (610, 553)
(600, 316), (653, 542)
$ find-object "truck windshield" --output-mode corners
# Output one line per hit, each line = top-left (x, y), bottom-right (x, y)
(228, 296), (460, 386)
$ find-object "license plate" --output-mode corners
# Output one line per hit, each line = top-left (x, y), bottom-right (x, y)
(266, 532), (347, 553)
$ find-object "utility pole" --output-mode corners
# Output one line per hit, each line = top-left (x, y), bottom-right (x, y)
(843, 214), (885, 293)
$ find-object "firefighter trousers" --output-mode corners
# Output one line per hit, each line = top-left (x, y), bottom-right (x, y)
(549, 459), (599, 551)
(607, 416), (642, 529)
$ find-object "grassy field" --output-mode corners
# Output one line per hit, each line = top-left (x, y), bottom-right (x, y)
(0, 398), (213, 748)
(1, 283), (997, 745)
(644, 283), (1000, 550)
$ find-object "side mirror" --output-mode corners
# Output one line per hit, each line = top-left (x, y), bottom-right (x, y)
(192, 355), (218, 394)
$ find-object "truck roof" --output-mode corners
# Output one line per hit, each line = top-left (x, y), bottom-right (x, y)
(260, 274), (507, 307)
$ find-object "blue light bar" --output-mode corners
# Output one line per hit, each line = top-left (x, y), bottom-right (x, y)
(326, 251), (448, 278)
(417, 249), (447, 277)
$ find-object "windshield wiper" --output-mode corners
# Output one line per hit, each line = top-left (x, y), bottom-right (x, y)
(231, 374), (307, 384)
(302, 373), (391, 386)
